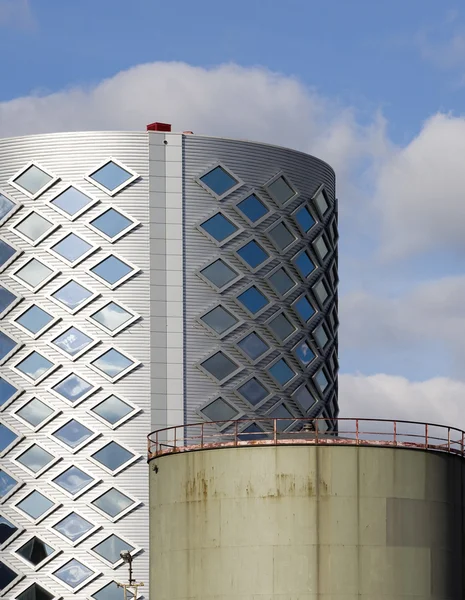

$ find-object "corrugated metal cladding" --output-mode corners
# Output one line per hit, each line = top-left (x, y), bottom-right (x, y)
(0, 133), (150, 599)
(182, 135), (338, 431)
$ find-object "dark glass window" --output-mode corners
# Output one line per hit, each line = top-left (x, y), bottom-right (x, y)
(294, 204), (315, 233)
(201, 398), (239, 422)
(236, 286), (269, 315)
(267, 221), (295, 251)
(293, 251), (316, 279)
(268, 358), (295, 386)
(0, 515), (18, 545)
(237, 332), (270, 361)
(16, 583), (54, 600)
(268, 404), (294, 431)
(293, 384), (318, 412)
(200, 259), (239, 290)
(268, 268), (296, 296)
(201, 352), (239, 382)
(267, 175), (296, 205)
(200, 213), (238, 243)
(200, 306), (238, 335)
(238, 423), (268, 441)
(268, 313), (296, 342)
(89, 161), (132, 192)
(199, 166), (238, 196)
(16, 536), (54, 566)
(293, 295), (316, 323)
(0, 561), (18, 591)
(236, 240), (269, 270)
(236, 194), (269, 224)
(237, 378), (269, 405)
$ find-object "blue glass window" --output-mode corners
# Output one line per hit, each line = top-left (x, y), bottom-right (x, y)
(50, 233), (93, 264)
(236, 240), (269, 270)
(91, 488), (133, 519)
(51, 327), (94, 358)
(16, 398), (53, 428)
(16, 490), (54, 519)
(294, 204), (315, 234)
(200, 259), (239, 290)
(0, 194), (15, 222)
(92, 581), (134, 600)
(200, 213), (238, 243)
(236, 194), (269, 224)
(16, 305), (54, 335)
(89, 161), (133, 192)
(53, 512), (94, 543)
(201, 397), (239, 422)
(15, 351), (54, 381)
(267, 175), (296, 205)
(90, 302), (133, 332)
(92, 534), (134, 565)
(90, 255), (134, 286)
(0, 285), (18, 315)
(0, 515), (18, 546)
(294, 340), (316, 367)
(91, 395), (133, 426)
(237, 378), (269, 406)
(200, 306), (238, 335)
(53, 559), (95, 589)
(0, 331), (18, 362)
(91, 442), (135, 472)
(53, 466), (94, 496)
(315, 370), (329, 393)
(0, 377), (18, 408)
(0, 561), (18, 591)
(89, 208), (134, 240)
(293, 295), (316, 324)
(0, 470), (17, 500)
(200, 352), (239, 382)
(51, 280), (93, 311)
(237, 332), (270, 361)
(268, 268), (296, 296)
(16, 444), (54, 473)
(0, 424), (18, 453)
(200, 166), (238, 196)
(91, 349), (135, 379)
(293, 251), (316, 279)
(53, 420), (93, 449)
(236, 286), (269, 315)
(50, 186), (95, 217)
(13, 165), (52, 196)
(293, 384), (318, 412)
(268, 313), (296, 342)
(0, 239), (16, 269)
(268, 358), (295, 386)
(52, 373), (94, 403)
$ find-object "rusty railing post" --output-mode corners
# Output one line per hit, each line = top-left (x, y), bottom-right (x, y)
(201, 422), (204, 449)
(356, 419), (359, 445)
(174, 426), (177, 451)
(156, 431), (159, 456)
(234, 420), (238, 447)
(462, 432), (464, 457)
(273, 419), (277, 444)
(393, 421), (397, 446)
(448, 427), (451, 452)
(425, 423), (428, 449)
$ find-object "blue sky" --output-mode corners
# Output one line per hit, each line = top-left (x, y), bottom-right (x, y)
(3, 0), (465, 423)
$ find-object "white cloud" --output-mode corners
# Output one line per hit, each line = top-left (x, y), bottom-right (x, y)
(0, 0), (34, 29)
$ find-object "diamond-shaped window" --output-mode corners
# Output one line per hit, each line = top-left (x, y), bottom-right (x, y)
(266, 220), (297, 252)
(10, 162), (58, 199)
(0, 468), (21, 502)
(313, 322), (330, 350)
(292, 202), (316, 235)
(52, 466), (98, 499)
(13, 304), (58, 338)
(91, 581), (134, 600)
(0, 422), (21, 456)
(0, 284), (20, 319)
(88, 207), (138, 242)
(91, 533), (136, 567)
(292, 293), (317, 325)
(13, 350), (57, 384)
(265, 173), (298, 206)
(49, 278), (98, 314)
(236, 331), (271, 363)
(314, 368), (330, 394)
(236, 376), (270, 407)
(199, 305), (240, 337)
(0, 513), (21, 549)
(235, 239), (270, 272)
(236, 285), (270, 317)
(292, 338), (317, 368)
(14, 443), (57, 477)
(0, 237), (21, 273)
(313, 234), (330, 261)
(48, 184), (99, 220)
(238, 422), (269, 441)
(267, 402), (295, 431)
(50, 372), (99, 406)
(13, 397), (57, 431)
(198, 258), (241, 292)
(313, 278), (331, 307)
(16, 535), (56, 568)
(0, 191), (20, 226)
(14, 489), (57, 522)
(292, 383), (318, 413)
(52, 511), (98, 546)
(198, 212), (240, 245)
(12, 257), (58, 292)
(267, 357), (297, 388)
(51, 419), (97, 452)
(292, 249), (316, 280)
(0, 376), (20, 410)
(90, 487), (140, 522)
(89, 348), (139, 382)
(89, 254), (139, 289)
(90, 441), (138, 475)
(199, 351), (241, 383)
(234, 192), (270, 226)
(89, 394), (139, 429)
(267, 266), (297, 298)
(48, 232), (97, 266)
(87, 301), (138, 336)
(15, 582), (56, 600)
(0, 330), (21, 365)
(266, 311), (297, 344)
(11, 210), (58, 246)
(0, 560), (21, 595)
(86, 159), (138, 196)
(51, 558), (97, 592)
(313, 187), (330, 217)
(49, 326), (97, 360)
(200, 397), (240, 423)
(198, 164), (241, 199)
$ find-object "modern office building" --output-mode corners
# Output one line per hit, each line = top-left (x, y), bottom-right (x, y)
(0, 124), (338, 599)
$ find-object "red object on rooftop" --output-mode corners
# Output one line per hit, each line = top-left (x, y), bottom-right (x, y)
(147, 122), (172, 132)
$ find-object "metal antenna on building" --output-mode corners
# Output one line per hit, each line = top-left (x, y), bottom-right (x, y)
(116, 552), (144, 600)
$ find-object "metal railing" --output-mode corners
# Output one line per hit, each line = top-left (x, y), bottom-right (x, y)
(147, 418), (465, 460)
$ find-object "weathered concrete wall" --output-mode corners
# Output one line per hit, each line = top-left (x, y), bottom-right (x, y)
(149, 445), (465, 599)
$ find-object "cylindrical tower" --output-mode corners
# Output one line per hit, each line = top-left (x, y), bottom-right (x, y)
(149, 420), (465, 600)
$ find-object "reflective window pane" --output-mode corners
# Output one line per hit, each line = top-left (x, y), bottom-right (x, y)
(91, 255), (134, 286)
(52, 373), (94, 403)
(314, 190), (329, 215)
(0, 470), (17, 499)
(16, 491), (53, 520)
(200, 352), (239, 382)
(89, 161), (133, 192)
(293, 384), (318, 412)
(53, 420), (93, 449)
(91, 349), (134, 379)
(268, 268), (295, 296)
(268, 358), (295, 386)
(314, 280), (329, 305)
(294, 204), (315, 233)
(92, 581), (134, 600)
(53, 512), (94, 543)
(13, 165), (52, 195)
(91, 442), (135, 472)
(200, 166), (237, 196)
(0, 194), (15, 222)
(16, 305), (54, 334)
(53, 467), (94, 495)
(314, 324), (329, 349)
(91, 395), (133, 425)
(17, 536), (54, 566)
(0, 285), (18, 314)
(268, 313), (296, 342)
(51, 280), (93, 311)
(294, 295), (316, 323)
(17, 583), (54, 600)
(16, 444), (54, 474)
(89, 208), (134, 239)
(200, 213), (238, 243)
(0, 561), (18, 591)
(50, 186), (95, 217)
(0, 331), (18, 362)
(0, 424), (18, 453)
(14, 212), (54, 243)
(0, 378), (17, 408)
(15, 351), (54, 381)
(294, 251), (316, 279)
(315, 370), (329, 393)
(201, 398), (239, 422)
(16, 398), (53, 428)
(237, 332), (270, 361)
(238, 423), (268, 441)
(53, 558), (94, 589)
(236, 240), (269, 269)
(269, 404), (294, 431)
(200, 306), (238, 335)
(0, 239), (16, 268)
(91, 488), (134, 518)
(0, 515), (18, 545)
(268, 222), (295, 251)
(267, 176), (295, 205)
(236, 194), (269, 224)
(294, 340), (316, 367)
(90, 302), (133, 332)
(51, 326), (94, 357)
(314, 236), (330, 260)
(92, 534), (134, 565)
(237, 286), (269, 315)
(237, 378), (269, 405)
(200, 259), (239, 289)
(14, 258), (53, 289)
(50, 233), (93, 264)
